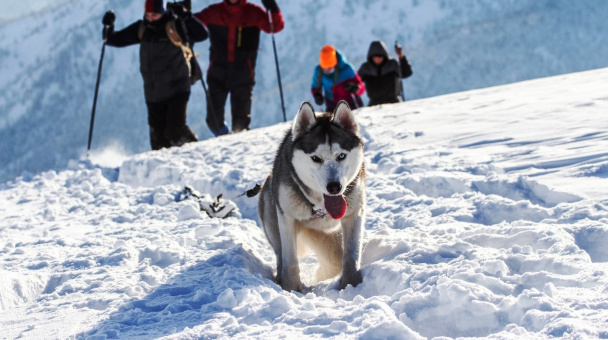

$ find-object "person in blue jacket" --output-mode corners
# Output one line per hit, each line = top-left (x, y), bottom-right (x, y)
(311, 45), (364, 112)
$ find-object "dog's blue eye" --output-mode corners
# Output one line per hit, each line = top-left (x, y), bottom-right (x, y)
(337, 153), (346, 161)
(311, 156), (322, 163)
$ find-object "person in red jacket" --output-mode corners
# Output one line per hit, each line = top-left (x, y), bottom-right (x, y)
(194, 0), (284, 136)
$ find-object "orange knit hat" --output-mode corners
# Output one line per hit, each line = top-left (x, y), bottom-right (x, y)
(319, 45), (337, 69)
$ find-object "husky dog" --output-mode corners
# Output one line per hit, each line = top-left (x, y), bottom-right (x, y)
(259, 101), (365, 292)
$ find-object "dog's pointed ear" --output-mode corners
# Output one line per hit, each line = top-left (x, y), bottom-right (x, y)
(332, 101), (359, 136)
(292, 101), (316, 141)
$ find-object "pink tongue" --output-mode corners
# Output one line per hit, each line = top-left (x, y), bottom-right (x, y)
(324, 194), (347, 220)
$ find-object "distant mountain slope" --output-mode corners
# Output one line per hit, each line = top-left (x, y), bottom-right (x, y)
(0, 0), (72, 24)
(1, 0), (607, 183)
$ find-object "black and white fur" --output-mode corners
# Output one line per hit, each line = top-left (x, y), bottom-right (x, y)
(258, 101), (366, 292)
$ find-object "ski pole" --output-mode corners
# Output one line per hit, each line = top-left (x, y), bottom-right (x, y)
(196, 58), (228, 136)
(87, 39), (107, 156)
(395, 40), (406, 101)
(350, 93), (359, 109)
(171, 5), (219, 134)
(170, 5), (222, 137)
(199, 75), (220, 132)
(399, 71), (406, 101)
(267, 10), (286, 122)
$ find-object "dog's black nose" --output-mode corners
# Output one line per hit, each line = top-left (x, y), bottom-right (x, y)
(326, 182), (342, 195)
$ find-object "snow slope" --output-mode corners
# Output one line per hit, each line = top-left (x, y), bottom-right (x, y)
(1, 0), (608, 182)
(1, 67), (608, 339)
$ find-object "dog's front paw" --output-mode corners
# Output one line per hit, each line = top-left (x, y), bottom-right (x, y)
(281, 276), (303, 293)
(340, 270), (362, 290)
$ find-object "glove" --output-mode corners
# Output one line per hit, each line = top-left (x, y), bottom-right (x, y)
(167, 2), (191, 19)
(314, 93), (324, 105)
(344, 82), (359, 94)
(394, 43), (404, 58)
(102, 25), (114, 40)
(261, 0), (279, 12)
(102, 10), (115, 26)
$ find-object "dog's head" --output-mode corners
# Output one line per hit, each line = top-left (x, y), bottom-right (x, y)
(291, 101), (364, 219)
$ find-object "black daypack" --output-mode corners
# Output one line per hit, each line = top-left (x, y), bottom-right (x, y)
(138, 19), (202, 85)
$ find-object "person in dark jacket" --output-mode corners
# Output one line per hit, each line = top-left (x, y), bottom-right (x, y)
(357, 40), (413, 106)
(194, 0), (284, 136)
(102, 0), (208, 150)
(311, 45), (364, 112)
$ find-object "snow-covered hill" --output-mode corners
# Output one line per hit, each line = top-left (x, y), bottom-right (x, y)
(1, 67), (607, 339)
(1, 0), (608, 183)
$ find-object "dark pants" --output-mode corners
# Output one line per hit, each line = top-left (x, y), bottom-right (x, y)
(206, 80), (253, 136)
(146, 91), (197, 150)
(326, 94), (363, 112)
(369, 96), (401, 106)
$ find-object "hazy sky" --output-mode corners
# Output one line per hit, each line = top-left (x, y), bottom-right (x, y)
(1, 0), (71, 23)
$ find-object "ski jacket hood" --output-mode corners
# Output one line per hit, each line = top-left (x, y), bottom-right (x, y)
(367, 40), (389, 62)
(335, 49), (346, 69)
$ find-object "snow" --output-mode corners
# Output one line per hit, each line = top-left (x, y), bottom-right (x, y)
(2, 67), (608, 339)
